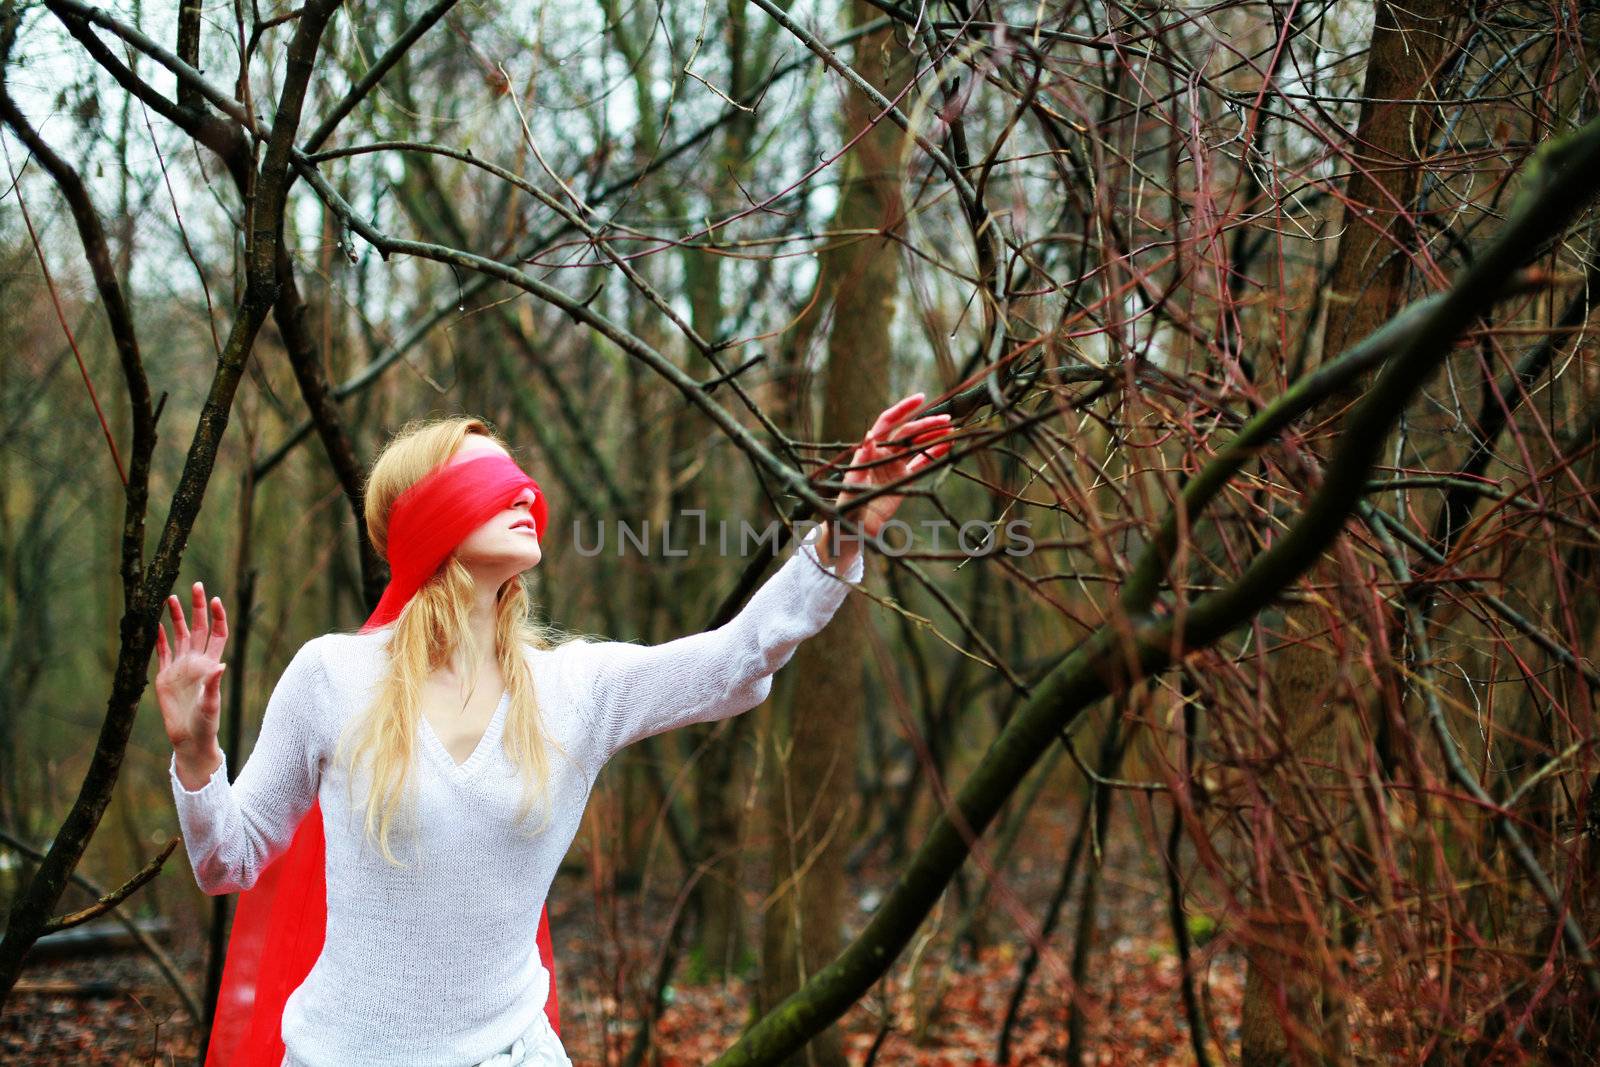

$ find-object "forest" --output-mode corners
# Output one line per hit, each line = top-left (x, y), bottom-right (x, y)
(2, 0), (1599, 1064)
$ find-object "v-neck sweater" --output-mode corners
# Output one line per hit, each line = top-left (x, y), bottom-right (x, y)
(169, 539), (863, 1067)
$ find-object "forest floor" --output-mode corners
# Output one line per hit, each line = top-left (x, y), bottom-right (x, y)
(1, 801), (1246, 1065)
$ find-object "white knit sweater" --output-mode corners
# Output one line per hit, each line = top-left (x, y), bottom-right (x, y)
(170, 539), (863, 1067)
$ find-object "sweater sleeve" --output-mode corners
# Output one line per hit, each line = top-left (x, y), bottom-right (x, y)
(168, 637), (327, 895)
(567, 538), (864, 773)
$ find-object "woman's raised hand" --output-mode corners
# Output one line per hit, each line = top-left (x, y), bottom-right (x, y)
(154, 581), (229, 787)
(835, 392), (955, 539)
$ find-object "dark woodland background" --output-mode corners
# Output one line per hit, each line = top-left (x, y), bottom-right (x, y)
(1, 1), (1600, 1064)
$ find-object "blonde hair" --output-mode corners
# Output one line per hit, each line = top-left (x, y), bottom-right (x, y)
(336, 415), (577, 863)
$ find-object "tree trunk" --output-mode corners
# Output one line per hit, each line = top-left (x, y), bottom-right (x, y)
(1239, 4), (1460, 1064)
(755, 4), (906, 1062)
(685, 0), (763, 979)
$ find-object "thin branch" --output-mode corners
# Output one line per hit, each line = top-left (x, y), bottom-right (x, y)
(40, 838), (179, 934)
(301, 0), (461, 152)
(0, 828), (198, 1023)
(1370, 499), (1600, 995)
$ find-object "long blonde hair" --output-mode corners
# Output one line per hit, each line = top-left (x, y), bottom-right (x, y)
(337, 416), (576, 863)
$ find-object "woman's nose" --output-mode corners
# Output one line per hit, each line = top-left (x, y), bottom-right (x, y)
(513, 487), (536, 510)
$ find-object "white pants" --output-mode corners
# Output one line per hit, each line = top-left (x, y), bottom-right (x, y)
(468, 1008), (572, 1067)
(280, 1008), (572, 1067)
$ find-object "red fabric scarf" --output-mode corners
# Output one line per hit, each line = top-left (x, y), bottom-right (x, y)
(204, 450), (556, 1066)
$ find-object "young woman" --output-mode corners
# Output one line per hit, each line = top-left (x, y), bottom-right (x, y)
(155, 396), (952, 1067)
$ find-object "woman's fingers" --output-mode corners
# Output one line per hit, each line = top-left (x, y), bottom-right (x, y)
(905, 439), (952, 474)
(885, 392), (924, 419)
(206, 596), (229, 659)
(167, 592), (190, 645)
(880, 391), (948, 437)
(878, 423), (953, 478)
(864, 395), (941, 457)
(834, 394), (953, 533)
(840, 438), (869, 482)
(879, 394), (927, 434)
(203, 662), (226, 703)
(164, 583), (229, 662)
(885, 414), (952, 449)
(188, 582), (210, 650)
(844, 395), (952, 498)
(868, 393), (925, 441)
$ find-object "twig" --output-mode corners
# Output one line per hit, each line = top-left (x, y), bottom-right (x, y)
(1369, 502), (1600, 995)
(0, 828), (198, 1023)
(40, 838), (179, 935)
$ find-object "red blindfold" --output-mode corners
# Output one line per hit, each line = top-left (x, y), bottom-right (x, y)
(364, 450), (549, 631)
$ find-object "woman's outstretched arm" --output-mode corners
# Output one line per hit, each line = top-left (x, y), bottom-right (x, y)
(155, 584), (325, 895)
(570, 390), (957, 770)
(567, 534), (866, 770)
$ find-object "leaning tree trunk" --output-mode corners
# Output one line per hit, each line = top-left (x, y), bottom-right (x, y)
(754, 3), (906, 1063)
(1239, 4), (1460, 1064)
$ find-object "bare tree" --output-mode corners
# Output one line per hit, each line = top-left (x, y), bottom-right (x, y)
(2, 3), (1598, 1065)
